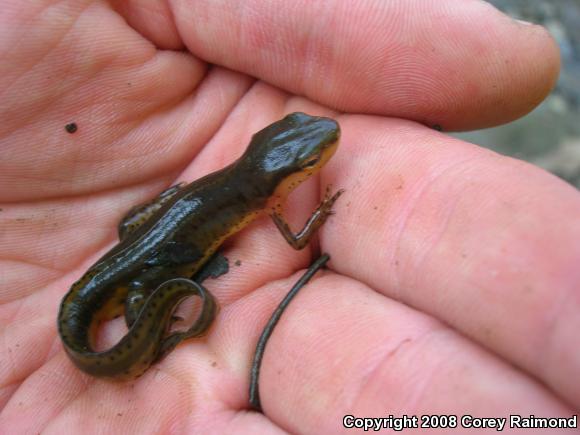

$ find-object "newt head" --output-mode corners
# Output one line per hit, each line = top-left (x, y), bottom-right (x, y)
(240, 112), (340, 198)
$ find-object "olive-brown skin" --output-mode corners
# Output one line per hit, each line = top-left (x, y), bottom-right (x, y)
(57, 112), (341, 379)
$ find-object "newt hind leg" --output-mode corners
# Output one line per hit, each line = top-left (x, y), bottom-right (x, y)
(124, 266), (167, 327)
(153, 279), (218, 363)
(193, 252), (229, 283)
(124, 253), (229, 328)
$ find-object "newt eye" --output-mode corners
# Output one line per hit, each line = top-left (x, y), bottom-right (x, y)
(302, 155), (320, 168)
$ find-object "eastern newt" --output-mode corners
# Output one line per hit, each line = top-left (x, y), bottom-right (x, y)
(58, 112), (342, 380)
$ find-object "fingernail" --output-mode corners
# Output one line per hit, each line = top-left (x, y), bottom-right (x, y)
(515, 19), (534, 26)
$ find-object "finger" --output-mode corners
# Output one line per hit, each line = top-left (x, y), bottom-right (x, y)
(113, 0), (185, 50)
(321, 115), (580, 408)
(230, 272), (574, 433)
(0, 2), (254, 201)
(169, 0), (558, 130)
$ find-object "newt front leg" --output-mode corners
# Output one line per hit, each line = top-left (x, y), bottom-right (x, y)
(271, 187), (344, 249)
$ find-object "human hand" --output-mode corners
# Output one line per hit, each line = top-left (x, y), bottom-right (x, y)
(1, 1), (577, 433)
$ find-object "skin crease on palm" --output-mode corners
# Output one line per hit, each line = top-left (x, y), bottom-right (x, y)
(0, 0), (578, 433)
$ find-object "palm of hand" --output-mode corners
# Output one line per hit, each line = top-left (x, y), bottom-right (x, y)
(1, 2), (578, 433)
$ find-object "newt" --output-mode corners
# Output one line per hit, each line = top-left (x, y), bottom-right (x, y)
(58, 112), (342, 380)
